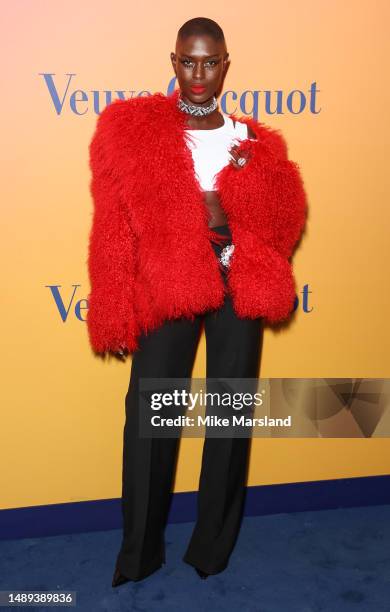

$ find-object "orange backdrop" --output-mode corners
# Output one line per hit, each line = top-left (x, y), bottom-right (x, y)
(1, 0), (389, 510)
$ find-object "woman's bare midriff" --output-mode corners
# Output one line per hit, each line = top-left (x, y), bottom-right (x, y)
(203, 190), (228, 227)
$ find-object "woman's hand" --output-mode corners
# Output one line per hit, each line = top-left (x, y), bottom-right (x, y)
(228, 144), (252, 170)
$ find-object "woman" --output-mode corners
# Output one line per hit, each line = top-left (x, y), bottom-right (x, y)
(86, 17), (307, 584)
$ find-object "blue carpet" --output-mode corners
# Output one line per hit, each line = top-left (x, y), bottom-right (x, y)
(1, 504), (389, 611)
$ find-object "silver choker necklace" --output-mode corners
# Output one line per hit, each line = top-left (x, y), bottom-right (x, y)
(177, 93), (218, 116)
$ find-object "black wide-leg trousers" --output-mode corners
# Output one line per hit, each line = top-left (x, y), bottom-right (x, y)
(116, 226), (264, 580)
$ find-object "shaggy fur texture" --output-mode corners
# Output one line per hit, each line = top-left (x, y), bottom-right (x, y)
(86, 88), (307, 355)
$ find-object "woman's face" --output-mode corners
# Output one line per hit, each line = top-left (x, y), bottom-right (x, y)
(170, 34), (229, 105)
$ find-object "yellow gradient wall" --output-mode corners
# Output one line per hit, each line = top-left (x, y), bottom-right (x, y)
(1, 0), (389, 509)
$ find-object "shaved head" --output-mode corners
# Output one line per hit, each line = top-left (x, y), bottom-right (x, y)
(177, 17), (226, 46)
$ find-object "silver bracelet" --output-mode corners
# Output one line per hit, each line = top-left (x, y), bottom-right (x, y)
(219, 243), (235, 267)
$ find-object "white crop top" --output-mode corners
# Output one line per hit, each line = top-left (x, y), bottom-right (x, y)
(184, 115), (256, 191)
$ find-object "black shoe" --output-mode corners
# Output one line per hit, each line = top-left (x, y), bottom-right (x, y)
(195, 567), (209, 579)
(112, 562), (165, 586)
(112, 567), (133, 587)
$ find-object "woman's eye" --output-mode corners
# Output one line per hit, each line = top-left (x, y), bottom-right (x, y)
(181, 59), (218, 68)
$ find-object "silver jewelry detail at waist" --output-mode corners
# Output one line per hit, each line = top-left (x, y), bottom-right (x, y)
(219, 243), (235, 268)
(177, 93), (218, 116)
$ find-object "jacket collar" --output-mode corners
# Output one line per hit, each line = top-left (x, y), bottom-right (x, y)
(116, 88), (280, 223)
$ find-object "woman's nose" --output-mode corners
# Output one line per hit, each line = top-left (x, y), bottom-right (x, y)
(193, 64), (205, 80)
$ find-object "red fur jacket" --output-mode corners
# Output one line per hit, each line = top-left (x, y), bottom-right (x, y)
(86, 88), (307, 355)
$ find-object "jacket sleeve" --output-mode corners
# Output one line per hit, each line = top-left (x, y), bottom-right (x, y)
(259, 125), (308, 259)
(86, 103), (139, 355)
(238, 120), (308, 260)
(271, 157), (308, 260)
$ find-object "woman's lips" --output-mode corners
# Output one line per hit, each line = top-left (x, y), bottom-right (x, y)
(190, 86), (206, 94)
